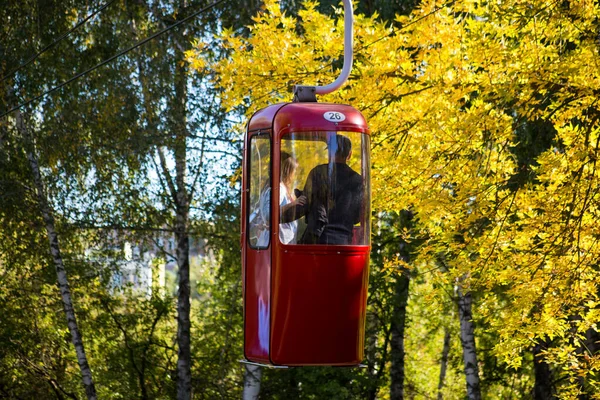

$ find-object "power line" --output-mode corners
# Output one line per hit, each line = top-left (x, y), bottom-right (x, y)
(1, 0), (227, 119)
(0, 0), (118, 84)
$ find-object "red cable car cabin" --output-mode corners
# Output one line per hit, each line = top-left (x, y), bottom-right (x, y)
(241, 102), (371, 366)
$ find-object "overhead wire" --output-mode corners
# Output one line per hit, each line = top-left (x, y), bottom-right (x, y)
(2, 0), (453, 120)
(0, 0), (118, 83)
(0, 0), (227, 119)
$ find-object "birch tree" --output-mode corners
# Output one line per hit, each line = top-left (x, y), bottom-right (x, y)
(15, 110), (97, 399)
(242, 365), (263, 400)
(126, 1), (246, 397)
(456, 283), (481, 400)
(0, 1), (110, 396)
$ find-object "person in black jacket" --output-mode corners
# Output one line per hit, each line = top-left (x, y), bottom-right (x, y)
(282, 135), (363, 245)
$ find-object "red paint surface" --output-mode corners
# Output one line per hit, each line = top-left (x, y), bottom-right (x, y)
(248, 103), (285, 132)
(243, 247), (271, 363)
(273, 103), (369, 135)
(270, 245), (369, 365)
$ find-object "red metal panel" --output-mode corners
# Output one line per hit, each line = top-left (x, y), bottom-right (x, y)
(273, 103), (370, 137)
(248, 103), (286, 132)
(270, 102), (370, 365)
(241, 125), (249, 357)
(244, 248), (271, 362)
(270, 245), (370, 365)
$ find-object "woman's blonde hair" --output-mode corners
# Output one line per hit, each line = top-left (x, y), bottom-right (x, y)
(281, 152), (298, 197)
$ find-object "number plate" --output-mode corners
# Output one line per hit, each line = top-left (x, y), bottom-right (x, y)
(323, 111), (346, 122)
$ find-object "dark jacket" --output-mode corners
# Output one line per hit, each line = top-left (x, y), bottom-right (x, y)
(282, 162), (363, 245)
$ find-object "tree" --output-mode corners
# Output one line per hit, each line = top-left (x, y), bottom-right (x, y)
(2, 0), (252, 398)
(17, 109), (98, 399)
(0, 0), (118, 396)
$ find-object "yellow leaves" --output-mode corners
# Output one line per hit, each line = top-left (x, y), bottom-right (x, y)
(185, 48), (207, 72)
(542, 340), (600, 396)
(229, 166), (242, 188)
(263, 0), (284, 19)
(186, 0), (600, 389)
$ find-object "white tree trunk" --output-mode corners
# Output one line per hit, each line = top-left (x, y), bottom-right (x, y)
(456, 285), (481, 400)
(242, 364), (263, 400)
(174, 29), (192, 398)
(17, 111), (97, 400)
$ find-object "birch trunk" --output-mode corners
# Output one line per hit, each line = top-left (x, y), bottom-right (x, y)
(456, 285), (481, 400)
(437, 328), (451, 400)
(131, 15), (192, 397)
(173, 22), (192, 400)
(390, 274), (410, 400)
(16, 111), (97, 400)
(175, 207), (191, 400)
(242, 364), (263, 400)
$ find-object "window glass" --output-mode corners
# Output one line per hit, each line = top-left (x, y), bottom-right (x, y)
(279, 131), (371, 245)
(248, 134), (271, 248)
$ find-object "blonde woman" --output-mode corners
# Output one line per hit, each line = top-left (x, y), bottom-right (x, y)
(257, 152), (299, 245)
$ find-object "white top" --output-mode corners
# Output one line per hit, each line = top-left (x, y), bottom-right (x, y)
(278, 182), (297, 244)
(256, 182), (298, 246)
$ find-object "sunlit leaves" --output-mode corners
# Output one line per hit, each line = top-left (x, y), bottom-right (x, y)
(188, 0), (600, 396)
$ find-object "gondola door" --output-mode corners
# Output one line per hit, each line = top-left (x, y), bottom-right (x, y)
(242, 131), (272, 364)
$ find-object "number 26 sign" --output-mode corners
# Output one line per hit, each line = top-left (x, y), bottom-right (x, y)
(323, 111), (346, 122)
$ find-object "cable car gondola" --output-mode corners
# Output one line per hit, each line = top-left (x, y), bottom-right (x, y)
(241, 0), (371, 367)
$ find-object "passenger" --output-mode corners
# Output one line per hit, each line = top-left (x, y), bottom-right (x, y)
(282, 135), (363, 245)
(257, 152), (299, 245)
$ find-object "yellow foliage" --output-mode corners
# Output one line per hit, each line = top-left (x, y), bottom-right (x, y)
(187, 0), (600, 394)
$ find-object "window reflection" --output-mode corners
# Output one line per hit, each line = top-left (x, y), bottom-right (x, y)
(248, 134), (271, 248)
(280, 132), (371, 245)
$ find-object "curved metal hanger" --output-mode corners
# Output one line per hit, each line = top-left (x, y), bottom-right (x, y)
(293, 0), (353, 102)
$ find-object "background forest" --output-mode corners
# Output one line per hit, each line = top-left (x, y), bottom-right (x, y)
(1, 0), (599, 399)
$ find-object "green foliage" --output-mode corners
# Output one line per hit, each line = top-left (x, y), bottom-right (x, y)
(1, 0), (246, 397)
